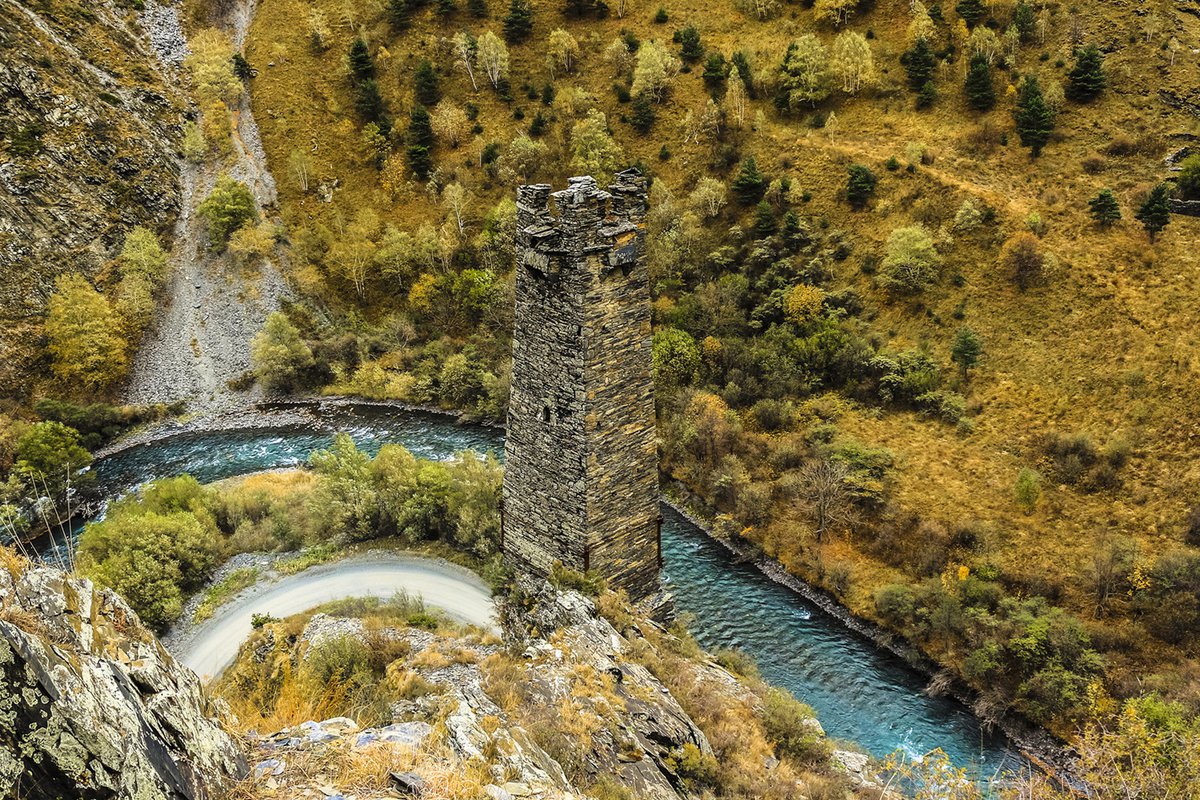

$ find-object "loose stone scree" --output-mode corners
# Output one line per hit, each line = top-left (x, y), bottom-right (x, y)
(501, 170), (662, 601)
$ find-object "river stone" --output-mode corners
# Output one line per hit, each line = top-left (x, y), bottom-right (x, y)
(0, 561), (245, 799)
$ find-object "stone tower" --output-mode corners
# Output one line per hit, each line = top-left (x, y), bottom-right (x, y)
(502, 170), (660, 601)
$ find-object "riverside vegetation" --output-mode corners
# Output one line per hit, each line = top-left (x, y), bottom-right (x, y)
(74, 435), (503, 630)
(2, 0), (1200, 794)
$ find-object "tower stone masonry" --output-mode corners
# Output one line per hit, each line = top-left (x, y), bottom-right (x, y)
(502, 170), (661, 601)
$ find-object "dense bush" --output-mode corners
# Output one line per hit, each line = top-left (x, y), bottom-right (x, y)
(197, 174), (256, 248)
(79, 483), (222, 630)
(14, 421), (92, 483)
(1041, 432), (1127, 492)
(1178, 155), (1200, 201)
(309, 434), (502, 554)
(759, 687), (828, 763)
(874, 573), (1103, 723)
(33, 399), (172, 451)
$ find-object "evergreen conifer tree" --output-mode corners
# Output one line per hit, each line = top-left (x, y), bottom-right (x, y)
(436, 0), (457, 17)
(414, 60), (440, 106)
(503, 0), (533, 42)
(964, 54), (994, 111)
(407, 144), (432, 179)
(1088, 189), (1121, 228)
(1065, 45), (1105, 103)
(1014, 76), (1054, 157)
(731, 157), (767, 204)
(754, 201), (777, 237)
(563, 0), (608, 17)
(355, 79), (390, 135)
(950, 326), (983, 382)
(917, 80), (937, 109)
(782, 210), (805, 248)
(408, 105), (436, 149)
(955, 0), (985, 27)
(630, 93), (656, 133)
(1012, 1), (1035, 41)
(528, 111), (548, 136)
(1136, 183), (1173, 242)
(387, 0), (411, 27)
(846, 163), (877, 209)
(902, 37), (936, 91)
(232, 53), (253, 82)
(468, 0), (488, 16)
(348, 39), (374, 85)
(702, 52), (726, 87)
(678, 26), (703, 63)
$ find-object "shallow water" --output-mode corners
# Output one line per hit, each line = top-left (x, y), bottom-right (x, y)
(83, 405), (1019, 780)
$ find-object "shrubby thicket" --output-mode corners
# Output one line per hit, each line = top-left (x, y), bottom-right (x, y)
(76, 436), (501, 630)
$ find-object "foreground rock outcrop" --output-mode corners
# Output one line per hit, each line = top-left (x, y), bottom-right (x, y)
(0, 558), (245, 799)
(220, 583), (835, 800)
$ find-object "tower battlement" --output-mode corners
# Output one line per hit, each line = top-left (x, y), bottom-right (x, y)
(515, 172), (647, 277)
(502, 170), (661, 601)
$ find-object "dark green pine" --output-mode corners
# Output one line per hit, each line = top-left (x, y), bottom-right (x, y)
(1065, 45), (1105, 103)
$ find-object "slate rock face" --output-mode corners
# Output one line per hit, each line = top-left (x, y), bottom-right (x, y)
(0, 561), (245, 799)
(0, 1), (184, 397)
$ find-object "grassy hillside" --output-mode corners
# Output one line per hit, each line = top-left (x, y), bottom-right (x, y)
(239, 0), (1200, 733)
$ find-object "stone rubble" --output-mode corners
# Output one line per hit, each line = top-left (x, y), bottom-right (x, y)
(139, 1), (190, 67)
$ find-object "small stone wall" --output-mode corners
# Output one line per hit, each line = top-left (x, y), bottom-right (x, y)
(1169, 198), (1200, 217)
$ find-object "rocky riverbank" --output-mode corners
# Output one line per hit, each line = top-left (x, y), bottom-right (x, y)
(219, 583), (879, 799)
(92, 396), (474, 460)
(663, 487), (1084, 792)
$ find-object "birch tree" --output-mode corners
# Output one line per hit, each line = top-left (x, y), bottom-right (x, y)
(329, 208), (380, 297)
(442, 182), (474, 235)
(813, 0), (859, 27)
(689, 177), (727, 218)
(726, 65), (747, 127)
(546, 28), (580, 77)
(779, 35), (830, 108)
(477, 30), (510, 88)
(831, 30), (873, 94)
(452, 31), (479, 90)
(968, 26), (1001, 65)
(604, 37), (634, 76)
(287, 148), (312, 192)
(631, 40), (680, 102)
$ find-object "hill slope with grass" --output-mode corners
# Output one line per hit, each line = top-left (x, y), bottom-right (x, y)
(230, 0), (1200, 738)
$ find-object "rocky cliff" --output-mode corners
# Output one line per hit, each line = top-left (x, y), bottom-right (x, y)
(0, 0), (183, 398)
(0, 555), (245, 799)
(218, 585), (816, 800)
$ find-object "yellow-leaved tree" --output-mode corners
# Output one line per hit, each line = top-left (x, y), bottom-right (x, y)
(44, 274), (129, 392)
